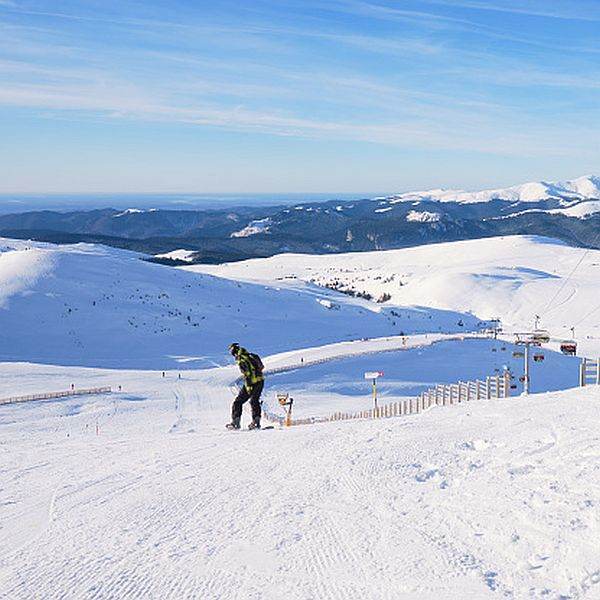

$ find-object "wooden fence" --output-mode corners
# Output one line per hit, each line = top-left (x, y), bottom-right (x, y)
(264, 371), (511, 427)
(580, 358), (600, 387)
(0, 387), (112, 406)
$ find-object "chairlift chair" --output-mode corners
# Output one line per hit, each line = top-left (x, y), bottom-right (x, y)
(531, 329), (550, 344)
(560, 341), (577, 356)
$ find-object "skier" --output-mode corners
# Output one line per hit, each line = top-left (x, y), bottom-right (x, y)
(226, 343), (265, 430)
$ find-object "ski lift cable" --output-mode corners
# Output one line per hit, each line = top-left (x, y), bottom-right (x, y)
(573, 301), (600, 328)
(539, 229), (600, 320)
(540, 247), (591, 318)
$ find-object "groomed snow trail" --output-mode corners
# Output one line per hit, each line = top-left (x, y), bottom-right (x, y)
(2, 377), (600, 599)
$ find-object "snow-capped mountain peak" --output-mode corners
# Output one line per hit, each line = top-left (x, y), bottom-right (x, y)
(387, 175), (600, 206)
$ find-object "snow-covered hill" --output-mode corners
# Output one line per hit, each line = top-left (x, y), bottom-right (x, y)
(0, 238), (476, 369)
(2, 232), (600, 599)
(186, 235), (600, 356)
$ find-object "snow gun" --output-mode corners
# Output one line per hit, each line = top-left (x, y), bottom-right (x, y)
(277, 393), (294, 427)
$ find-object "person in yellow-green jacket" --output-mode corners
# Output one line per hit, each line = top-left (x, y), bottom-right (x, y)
(226, 343), (265, 430)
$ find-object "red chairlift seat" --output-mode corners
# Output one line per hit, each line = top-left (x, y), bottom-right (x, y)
(560, 342), (577, 356)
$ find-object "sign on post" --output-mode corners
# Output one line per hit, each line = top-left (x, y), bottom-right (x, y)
(364, 371), (384, 411)
(364, 371), (384, 380)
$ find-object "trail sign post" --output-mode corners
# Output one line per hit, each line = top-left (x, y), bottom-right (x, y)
(364, 371), (384, 410)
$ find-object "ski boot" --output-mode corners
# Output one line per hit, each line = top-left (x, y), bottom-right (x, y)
(226, 418), (241, 430)
(248, 418), (261, 430)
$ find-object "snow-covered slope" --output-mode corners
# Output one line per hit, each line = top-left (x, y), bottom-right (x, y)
(0, 238), (476, 369)
(1, 357), (599, 599)
(186, 235), (600, 356)
(386, 175), (600, 206)
(2, 232), (599, 599)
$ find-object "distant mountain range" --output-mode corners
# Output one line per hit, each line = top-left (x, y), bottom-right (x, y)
(1, 176), (598, 263)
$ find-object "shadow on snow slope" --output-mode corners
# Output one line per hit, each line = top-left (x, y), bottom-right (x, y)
(0, 239), (481, 370)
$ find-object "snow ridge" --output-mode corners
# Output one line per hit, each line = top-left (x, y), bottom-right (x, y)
(385, 175), (600, 206)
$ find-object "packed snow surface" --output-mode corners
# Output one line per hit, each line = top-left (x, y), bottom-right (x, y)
(187, 235), (600, 356)
(2, 233), (600, 599)
(1, 358), (599, 599)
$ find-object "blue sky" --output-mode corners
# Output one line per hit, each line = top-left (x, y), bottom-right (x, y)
(0, 0), (599, 193)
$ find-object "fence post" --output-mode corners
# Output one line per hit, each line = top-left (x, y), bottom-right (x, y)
(486, 377), (491, 399)
(504, 370), (510, 397)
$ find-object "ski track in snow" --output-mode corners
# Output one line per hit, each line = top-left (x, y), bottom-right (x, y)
(1, 235), (600, 598)
(1, 367), (600, 599)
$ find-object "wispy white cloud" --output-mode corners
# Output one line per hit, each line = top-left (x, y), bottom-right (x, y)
(1, 0), (599, 186)
(321, 0), (600, 52)
(0, 77), (594, 158)
(321, 0), (476, 28)
(418, 0), (600, 22)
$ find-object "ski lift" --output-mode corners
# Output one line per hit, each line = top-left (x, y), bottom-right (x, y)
(514, 332), (530, 345)
(530, 329), (550, 344)
(560, 341), (577, 356)
(513, 350), (524, 358)
(533, 353), (545, 363)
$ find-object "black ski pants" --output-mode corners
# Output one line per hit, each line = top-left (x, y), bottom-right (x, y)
(232, 380), (264, 422)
